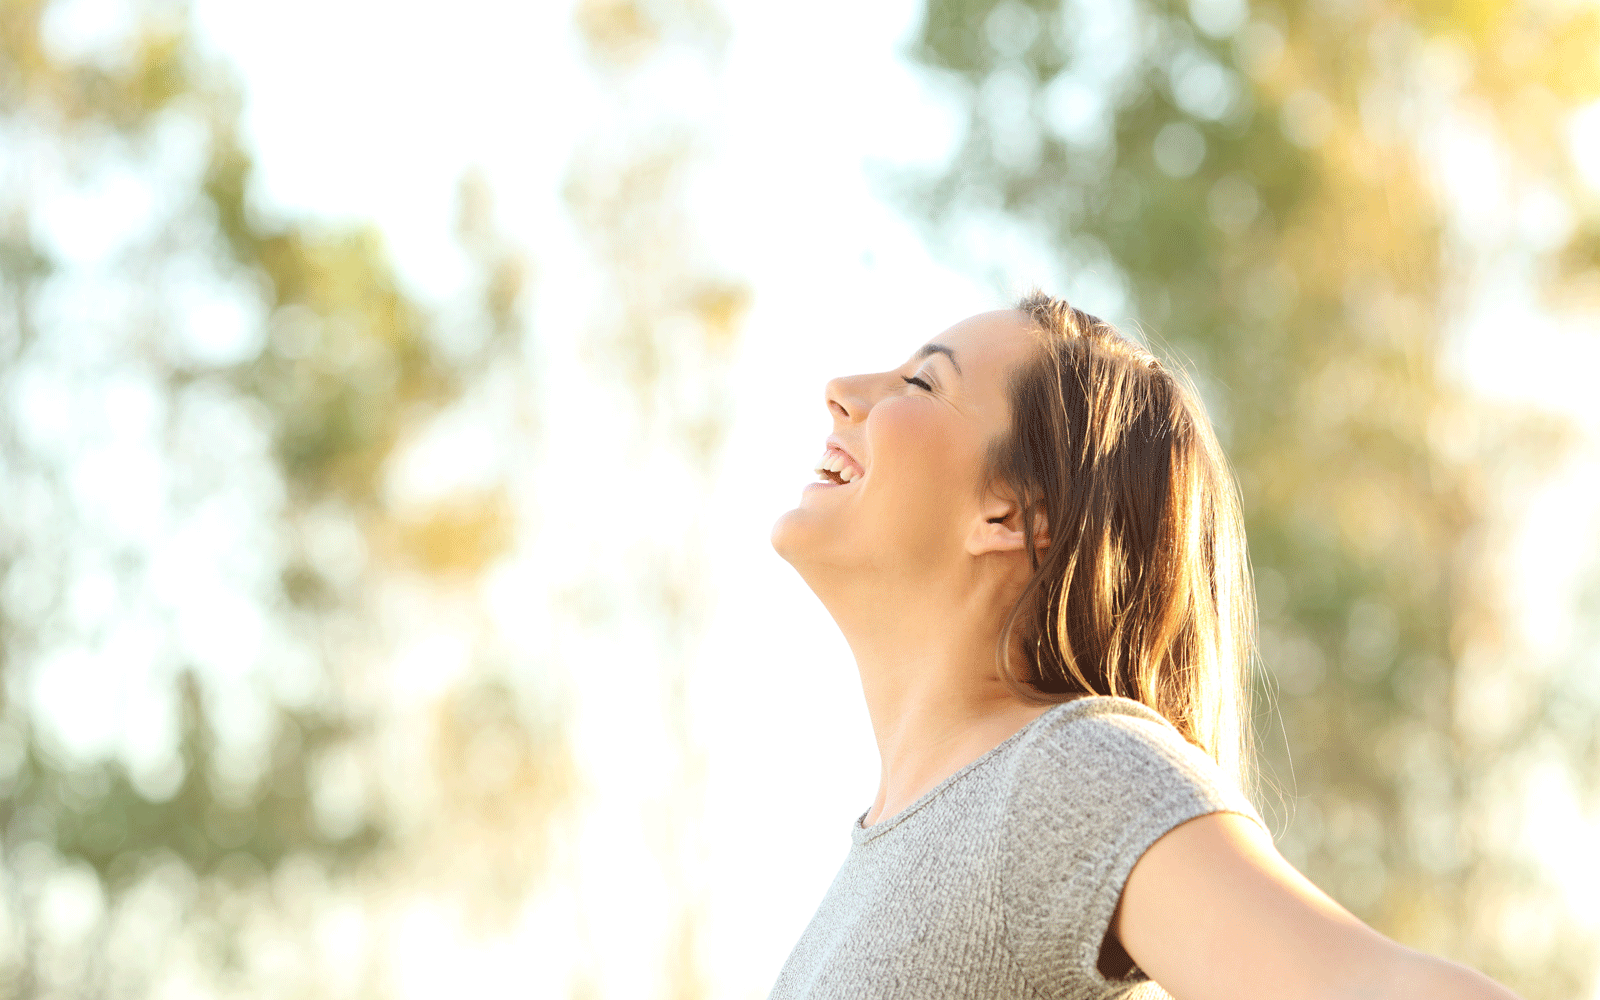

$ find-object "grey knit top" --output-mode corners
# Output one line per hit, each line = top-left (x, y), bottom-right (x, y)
(767, 696), (1264, 1000)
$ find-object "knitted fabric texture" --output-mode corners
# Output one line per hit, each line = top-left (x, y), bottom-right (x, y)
(767, 696), (1264, 1000)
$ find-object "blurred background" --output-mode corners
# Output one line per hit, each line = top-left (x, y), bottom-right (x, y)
(1, 0), (1598, 997)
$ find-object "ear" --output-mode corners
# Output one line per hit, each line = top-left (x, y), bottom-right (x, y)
(966, 488), (1049, 558)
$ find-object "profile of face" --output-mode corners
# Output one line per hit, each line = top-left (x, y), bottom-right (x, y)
(771, 309), (1044, 588)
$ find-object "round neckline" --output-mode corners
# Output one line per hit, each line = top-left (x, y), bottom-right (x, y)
(850, 698), (1090, 846)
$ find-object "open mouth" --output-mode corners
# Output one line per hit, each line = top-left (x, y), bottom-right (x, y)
(814, 445), (864, 485)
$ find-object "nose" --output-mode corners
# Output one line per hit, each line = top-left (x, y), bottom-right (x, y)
(824, 373), (870, 423)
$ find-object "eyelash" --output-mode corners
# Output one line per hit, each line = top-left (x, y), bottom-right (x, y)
(902, 375), (932, 391)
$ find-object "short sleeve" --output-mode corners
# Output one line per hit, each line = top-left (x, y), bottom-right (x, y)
(996, 701), (1264, 999)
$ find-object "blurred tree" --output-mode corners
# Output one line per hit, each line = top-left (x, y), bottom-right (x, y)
(564, 0), (748, 995)
(0, 1), (567, 995)
(900, 0), (1600, 995)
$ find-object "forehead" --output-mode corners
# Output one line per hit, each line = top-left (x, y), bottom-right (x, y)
(918, 309), (1042, 391)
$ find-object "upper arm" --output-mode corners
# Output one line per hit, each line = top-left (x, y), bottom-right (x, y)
(1112, 812), (1518, 1000)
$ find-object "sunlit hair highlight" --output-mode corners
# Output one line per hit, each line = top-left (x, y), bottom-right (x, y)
(991, 291), (1255, 789)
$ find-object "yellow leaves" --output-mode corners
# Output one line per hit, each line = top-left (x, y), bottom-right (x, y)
(376, 489), (515, 578)
(574, 0), (661, 67)
(565, 133), (747, 427)
(573, 0), (729, 70)
(261, 229), (421, 353)
(485, 252), (528, 329)
(125, 22), (189, 120)
(1413, 0), (1504, 44)
(1554, 224), (1600, 308)
(424, 679), (576, 926)
(691, 278), (749, 354)
(1475, 1), (1600, 106)
(1542, 6), (1600, 102)
(0, 1), (192, 126)
(1398, 0), (1600, 187)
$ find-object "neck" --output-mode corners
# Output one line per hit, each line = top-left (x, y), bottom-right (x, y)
(811, 562), (1055, 827)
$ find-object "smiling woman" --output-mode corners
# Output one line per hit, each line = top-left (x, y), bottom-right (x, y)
(765, 293), (1523, 1000)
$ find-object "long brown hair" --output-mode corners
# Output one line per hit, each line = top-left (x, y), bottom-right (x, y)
(992, 291), (1255, 788)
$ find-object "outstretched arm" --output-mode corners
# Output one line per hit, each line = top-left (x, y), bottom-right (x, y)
(1113, 812), (1522, 1000)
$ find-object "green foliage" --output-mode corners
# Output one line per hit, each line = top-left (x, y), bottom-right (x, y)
(2, 674), (379, 887)
(0, 0), (559, 994)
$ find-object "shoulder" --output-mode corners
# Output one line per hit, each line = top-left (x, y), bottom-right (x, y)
(993, 697), (1264, 991)
(1011, 697), (1239, 800)
(995, 696), (1264, 866)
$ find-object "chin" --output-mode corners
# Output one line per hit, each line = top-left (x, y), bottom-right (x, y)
(769, 505), (805, 564)
(772, 498), (840, 571)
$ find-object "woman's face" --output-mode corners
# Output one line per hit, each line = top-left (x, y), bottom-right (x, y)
(771, 309), (1042, 580)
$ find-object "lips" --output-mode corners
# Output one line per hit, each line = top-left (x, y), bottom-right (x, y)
(814, 439), (866, 485)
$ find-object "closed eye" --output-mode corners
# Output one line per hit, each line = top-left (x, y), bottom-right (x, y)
(901, 375), (932, 391)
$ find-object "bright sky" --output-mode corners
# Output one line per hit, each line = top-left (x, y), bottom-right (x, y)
(32, 0), (1596, 994)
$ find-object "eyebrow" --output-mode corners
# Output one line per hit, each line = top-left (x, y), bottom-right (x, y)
(916, 343), (962, 376)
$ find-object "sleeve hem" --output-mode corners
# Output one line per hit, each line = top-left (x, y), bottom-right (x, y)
(1073, 800), (1266, 992)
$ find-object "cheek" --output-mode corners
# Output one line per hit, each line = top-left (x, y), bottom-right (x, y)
(868, 403), (983, 528)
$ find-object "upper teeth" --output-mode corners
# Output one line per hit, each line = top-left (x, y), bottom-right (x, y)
(815, 449), (862, 483)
